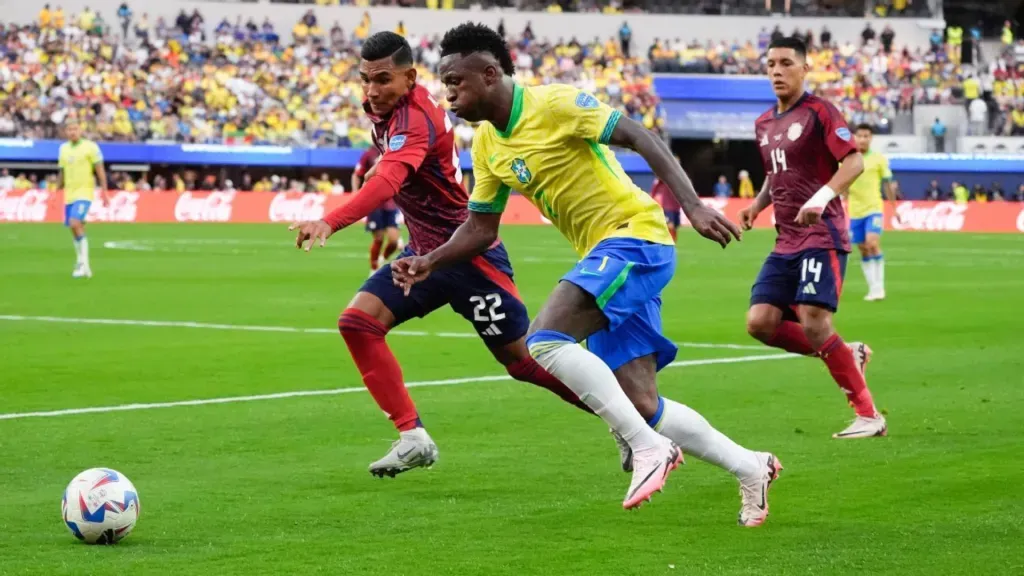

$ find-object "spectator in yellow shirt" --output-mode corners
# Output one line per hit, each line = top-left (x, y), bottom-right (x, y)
(39, 4), (52, 28)
(738, 170), (755, 199)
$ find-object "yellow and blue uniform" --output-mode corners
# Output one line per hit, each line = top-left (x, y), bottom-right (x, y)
(470, 83), (677, 371)
(59, 139), (102, 226)
(847, 150), (891, 245)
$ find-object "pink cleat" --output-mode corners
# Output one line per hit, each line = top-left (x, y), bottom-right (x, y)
(622, 440), (683, 510)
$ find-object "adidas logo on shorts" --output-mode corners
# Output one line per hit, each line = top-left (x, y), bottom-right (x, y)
(801, 283), (817, 295)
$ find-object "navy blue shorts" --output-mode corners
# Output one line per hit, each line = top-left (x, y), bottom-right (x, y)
(365, 208), (399, 232)
(750, 249), (848, 315)
(663, 209), (681, 228)
(361, 243), (530, 346)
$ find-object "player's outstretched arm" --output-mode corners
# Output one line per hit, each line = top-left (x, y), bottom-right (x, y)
(391, 211), (502, 296)
(608, 116), (742, 248)
(739, 179), (772, 231)
(795, 152), (864, 227)
(290, 162), (410, 252)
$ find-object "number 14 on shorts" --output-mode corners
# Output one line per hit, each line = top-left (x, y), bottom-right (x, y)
(801, 256), (822, 295)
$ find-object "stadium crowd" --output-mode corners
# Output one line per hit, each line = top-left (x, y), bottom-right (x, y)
(0, 5), (663, 147)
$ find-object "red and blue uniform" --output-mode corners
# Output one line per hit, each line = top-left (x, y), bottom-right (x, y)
(328, 85), (529, 344)
(650, 177), (680, 228)
(751, 93), (855, 314)
(354, 147), (400, 232)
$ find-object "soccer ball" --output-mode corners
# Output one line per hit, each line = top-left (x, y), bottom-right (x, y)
(61, 468), (141, 544)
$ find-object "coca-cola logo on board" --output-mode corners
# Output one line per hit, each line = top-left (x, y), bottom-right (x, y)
(268, 193), (326, 223)
(0, 189), (50, 222)
(892, 201), (966, 232)
(174, 191), (236, 222)
(88, 191), (140, 222)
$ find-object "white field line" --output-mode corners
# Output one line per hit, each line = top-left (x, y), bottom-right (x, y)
(0, 315), (770, 350)
(0, 353), (798, 421)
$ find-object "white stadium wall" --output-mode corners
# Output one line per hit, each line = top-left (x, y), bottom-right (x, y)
(0, 0), (943, 51)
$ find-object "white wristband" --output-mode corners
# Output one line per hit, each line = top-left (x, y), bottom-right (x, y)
(802, 185), (837, 211)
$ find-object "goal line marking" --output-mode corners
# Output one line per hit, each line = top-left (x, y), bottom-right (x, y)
(0, 353), (798, 421)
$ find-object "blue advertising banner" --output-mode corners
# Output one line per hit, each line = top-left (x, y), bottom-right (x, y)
(661, 100), (767, 140)
(0, 139), (1021, 175)
(653, 75), (775, 102)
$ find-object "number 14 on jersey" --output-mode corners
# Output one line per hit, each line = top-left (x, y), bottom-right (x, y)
(770, 148), (788, 174)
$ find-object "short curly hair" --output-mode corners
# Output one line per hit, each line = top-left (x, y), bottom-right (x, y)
(439, 22), (515, 76)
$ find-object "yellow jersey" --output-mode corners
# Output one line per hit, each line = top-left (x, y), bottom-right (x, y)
(58, 139), (103, 204)
(846, 150), (891, 219)
(469, 84), (672, 257)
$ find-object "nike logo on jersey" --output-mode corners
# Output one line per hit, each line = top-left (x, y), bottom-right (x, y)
(577, 269), (602, 277)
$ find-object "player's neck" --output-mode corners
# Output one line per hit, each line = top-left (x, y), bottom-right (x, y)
(775, 93), (804, 115)
(488, 78), (517, 133)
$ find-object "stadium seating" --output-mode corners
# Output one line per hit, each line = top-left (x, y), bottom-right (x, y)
(0, 7), (663, 146)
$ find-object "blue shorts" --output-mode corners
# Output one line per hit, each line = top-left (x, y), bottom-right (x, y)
(850, 213), (883, 245)
(562, 238), (678, 372)
(64, 201), (91, 226)
(750, 249), (848, 315)
(366, 208), (399, 232)
(663, 209), (681, 228)
(360, 242), (529, 346)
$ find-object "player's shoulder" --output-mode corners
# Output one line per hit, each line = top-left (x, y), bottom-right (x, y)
(536, 83), (599, 109)
(755, 107), (776, 126)
(800, 93), (842, 118)
(391, 85), (437, 128)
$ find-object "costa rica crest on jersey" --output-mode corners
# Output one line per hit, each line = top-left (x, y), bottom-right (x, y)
(511, 158), (532, 184)
(787, 122), (803, 141)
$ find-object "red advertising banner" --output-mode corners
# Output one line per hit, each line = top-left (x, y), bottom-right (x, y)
(2, 190), (1023, 233)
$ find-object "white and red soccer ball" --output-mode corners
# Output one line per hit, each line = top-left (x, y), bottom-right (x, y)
(62, 468), (140, 544)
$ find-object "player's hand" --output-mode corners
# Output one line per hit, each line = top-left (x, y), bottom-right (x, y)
(391, 256), (432, 296)
(688, 204), (742, 248)
(794, 205), (823, 227)
(738, 205), (758, 231)
(289, 220), (332, 252)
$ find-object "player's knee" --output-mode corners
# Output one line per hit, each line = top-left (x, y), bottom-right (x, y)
(799, 309), (833, 346)
(524, 330), (575, 364)
(746, 310), (778, 342)
(857, 244), (871, 258)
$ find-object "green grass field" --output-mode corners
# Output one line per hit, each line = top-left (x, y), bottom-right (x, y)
(1, 223), (1022, 575)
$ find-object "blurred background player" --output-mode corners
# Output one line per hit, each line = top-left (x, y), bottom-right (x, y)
(352, 146), (404, 274)
(649, 157), (681, 242)
(58, 118), (108, 279)
(394, 23), (781, 522)
(739, 37), (886, 440)
(846, 124), (897, 302)
(289, 31), (590, 478)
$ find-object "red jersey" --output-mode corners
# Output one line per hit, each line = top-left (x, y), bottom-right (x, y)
(365, 84), (467, 253)
(353, 147), (396, 211)
(650, 178), (680, 211)
(755, 93), (855, 254)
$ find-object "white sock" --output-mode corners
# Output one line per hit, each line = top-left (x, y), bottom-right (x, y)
(875, 255), (885, 292)
(530, 339), (662, 451)
(860, 257), (873, 291)
(654, 398), (761, 479)
(73, 237), (83, 264)
(79, 236), (90, 267)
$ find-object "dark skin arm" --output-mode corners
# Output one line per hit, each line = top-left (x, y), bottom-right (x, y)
(392, 117), (741, 293)
(608, 116), (741, 247)
(391, 211), (501, 295)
